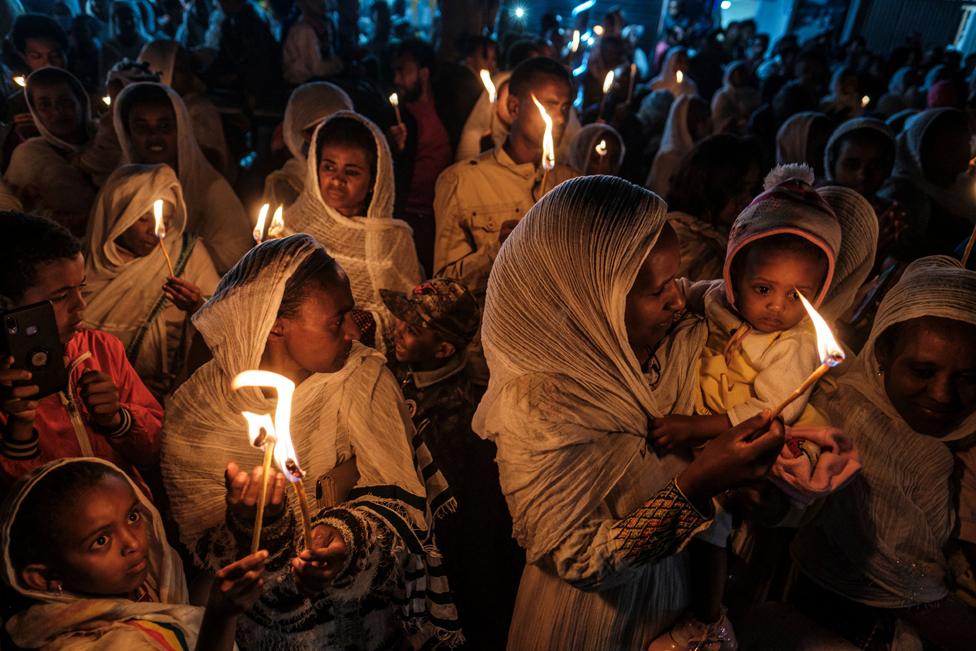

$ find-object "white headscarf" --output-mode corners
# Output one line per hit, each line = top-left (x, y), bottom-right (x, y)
(282, 81), (354, 162)
(823, 117), (895, 183)
(24, 66), (95, 154)
(473, 176), (703, 561)
(114, 82), (251, 273)
(816, 185), (879, 321)
(1, 458), (199, 650)
(775, 111), (827, 167)
(137, 38), (179, 86)
(797, 256), (976, 608)
(711, 60), (760, 134)
(646, 94), (698, 196)
(283, 111), (422, 352)
(568, 123), (626, 175)
(650, 47), (699, 98)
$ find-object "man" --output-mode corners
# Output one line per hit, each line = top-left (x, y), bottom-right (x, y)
(0, 212), (163, 496)
(380, 278), (523, 650)
(203, 0), (280, 100)
(388, 38), (455, 274)
(433, 56), (579, 296)
(4, 14), (70, 140)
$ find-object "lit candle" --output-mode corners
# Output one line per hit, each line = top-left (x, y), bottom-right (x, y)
(860, 95), (870, 108)
(267, 205), (285, 240)
(389, 92), (402, 126)
(571, 30), (581, 54)
(253, 203), (270, 245)
(232, 370), (314, 550)
(102, 95), (111, 107)
(241, 411), (276, 554)
(12, 75), (25, 88)
(153, 199), (176, 277)
(676, 70), (684, 85)
(595, 139), (607, 157)
(593, 25), (604, 37)
(769, 292), (845, 420)
(599, 69), (614, 120)
(479, 69), (496, 104)
(530, 93), (556, 194)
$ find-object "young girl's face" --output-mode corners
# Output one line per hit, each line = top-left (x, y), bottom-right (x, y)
(317, 143), (373, 217)
(42, 475), (150, 597)
(735, 246), (826, 333)
(115, 201), (174, 259)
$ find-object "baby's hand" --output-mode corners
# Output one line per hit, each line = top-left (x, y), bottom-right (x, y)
(649, 414), (703, 450)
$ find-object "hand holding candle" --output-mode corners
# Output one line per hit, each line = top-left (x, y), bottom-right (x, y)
(153, 199), (176, 277)
(769, 292), (845, 420)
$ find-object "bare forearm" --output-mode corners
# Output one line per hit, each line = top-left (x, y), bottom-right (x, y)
(195, 610), (237, 651)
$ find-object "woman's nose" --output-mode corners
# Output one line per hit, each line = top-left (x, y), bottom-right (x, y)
(664, 280), (685, 313)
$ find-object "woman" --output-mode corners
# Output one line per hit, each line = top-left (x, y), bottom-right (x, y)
(775, 111), (832, 177)
(878, 108), (976, 261)
(567, 123), (625, 176)
(161, 235), (460, 649)
(711, 60), (760, 134)
(645, 95), (712, 198)
(473, 176), (785, 648)
(138, 39), (233, 179)
(790, 255), (976, 650)
(99, 0), (149, 79)
(666, 134), (761, 281)
(263, 81), (353, 208)
(83, 164), (219, 398)
(4, 66), (97, 235)
(283, 111), (422, 352)
(877, 66), (921, 117)
(114, 81), (252, 274)
(650, 46), (699, 98)
(819, 65), (864, 121)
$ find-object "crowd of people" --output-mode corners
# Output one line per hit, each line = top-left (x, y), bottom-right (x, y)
(0, 1), (974, 650)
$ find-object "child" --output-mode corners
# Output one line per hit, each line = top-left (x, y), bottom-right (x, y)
(0, 213), (163, 497)
(83, 164), (219, 399)
(649, 166), (861, 649)
(1, 457), (268, 650)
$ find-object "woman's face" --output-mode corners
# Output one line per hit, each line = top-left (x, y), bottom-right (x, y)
(114, 201), (174, 259)
(879, 316), (976, 436)
(317, 142), (372, 217)
(276, 272), (361, 375)
(127, 100), (179, 169)
(625, 224), (686, 368)
(23, 37), (65, 71)
(31, 80), (83, 140)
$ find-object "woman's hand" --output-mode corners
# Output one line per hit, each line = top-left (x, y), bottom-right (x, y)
(164, 277), (205, 313)
(290, 524), (348, 596)
(225, 462), (286, 523)
(207, 551), (268, 617)
(677, 411), (785, 513)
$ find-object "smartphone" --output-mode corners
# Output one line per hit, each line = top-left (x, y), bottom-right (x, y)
(1, 301), (68, 398)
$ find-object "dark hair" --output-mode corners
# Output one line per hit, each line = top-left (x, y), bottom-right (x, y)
(119, 83), (173, 133)
(8, 461), (121, 569)
(508, 56), (572, 99)
(667, 134), (762, 224)
(731, 233), (829, 292)
(459, 35), (496, 61)
(25, 67), (81, 103)
(11, 14), (69, 53)
(278, 248), (343, 319)
(0, 212), (82, 306)
(391, 37), (436, 75)
(504, 38), (543, 69)
(826, 127), (896, 178)
(315, 116), (378, 184)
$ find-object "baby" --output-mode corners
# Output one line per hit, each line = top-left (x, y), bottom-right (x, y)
(649, 166), (861, 650)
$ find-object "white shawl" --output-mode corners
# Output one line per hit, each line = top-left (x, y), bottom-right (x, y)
(568, 123), (626, 175)
(649, 47), (699, 98)
(823, 117), (895, 183)
(473, 175), (705, 562)
(283, 111), (423, 352)
(646, 94), (696, 197)
(775, 111), (827, 167)
(114, 82), (251, 274)
(816, 185), (879, 321)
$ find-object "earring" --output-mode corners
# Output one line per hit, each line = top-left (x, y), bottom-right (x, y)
(877, 365), (884, 376)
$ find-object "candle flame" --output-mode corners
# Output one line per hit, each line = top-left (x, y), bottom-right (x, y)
(602, 70), (614, 94)
(12, 75), (25, 87)
(593, 25), (604, 37)
(479, 69), (496, 103)
(530, 94), (555, 171)
(268, 205), (285, 239)
(571, 30), (580, 53)
(860, 95), (870, 108)
(676, 70), (684, 84)
(232, 370), (305, 482)
(242, 411), (275, 448)
(153, 199), (166, 240)
(595, 139), (607, 156)
(102, 95), (111, 107)
(798, 291), (845, 367)
(253, 203), (269, 243)
(388, 92), (398, 107)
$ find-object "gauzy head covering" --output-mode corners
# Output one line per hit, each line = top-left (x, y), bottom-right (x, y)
(724, 164), (841, 309)
(472, 175), (700, 561)
(82, 163), (187, 352)
(282, 81), (354, 162)
(815, 185), (879, 321)
(283, 110), (422, 351)
(25, 66), (94, 153)
(106, 57), (160, 87)
(1, 458), (198, 649)
(568, 123), (626, 175)
(775, 111), (828, 167)
(658, 94), (697, 158)
(651, 46), (697, 97)
(137, 38), (179, 86)
(823, 117), (895, 183)
(796, 256), (976, 609)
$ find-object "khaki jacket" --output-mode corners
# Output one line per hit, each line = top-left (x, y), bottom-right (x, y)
(433, 146), (578, 293)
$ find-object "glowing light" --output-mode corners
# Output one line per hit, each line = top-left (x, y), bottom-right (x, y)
(861, 95), (870, 108)
(571, 0), (596, 15)
(514, 6), (525, 19)
(102, 95), (111, 107)
(479, 69), (496, 103)
(267, 205), (285, 239)
(388, 92), (402, 124)
(602, 70), (614, 94)
(12, 75), (25, 87)
(595, 139), (607, 156)
(593, 25), (604, 37)
(676, 70), (684, 84)
(720, 0), (732, 10)
(571, 30), (580, 53)
(253, 203), (269, 244)
(800, 292), (845, 367)
(530, 94), (555, 172)
(153, 199), (166, 240)
(231, 371), (301, 480)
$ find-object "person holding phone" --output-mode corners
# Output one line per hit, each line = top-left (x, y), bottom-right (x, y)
(0, 212), (163, 498)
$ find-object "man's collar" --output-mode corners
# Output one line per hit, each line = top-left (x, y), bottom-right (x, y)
(409, 352), (467, 389)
